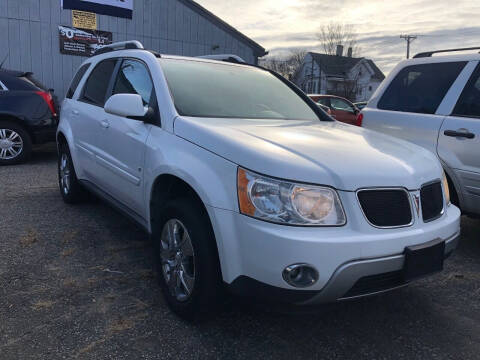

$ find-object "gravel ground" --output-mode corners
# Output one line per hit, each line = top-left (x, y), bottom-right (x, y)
(1, 144), (479, 360)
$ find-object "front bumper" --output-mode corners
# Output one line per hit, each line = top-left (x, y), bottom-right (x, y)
(226, 231), (459, 304)
(302, 230), (459, 304)
(208, 197), (461, 304)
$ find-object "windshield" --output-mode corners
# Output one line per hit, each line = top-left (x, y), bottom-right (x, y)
(159, 58), (326, 121)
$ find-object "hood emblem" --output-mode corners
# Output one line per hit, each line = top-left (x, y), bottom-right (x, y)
(413, 194), (420, 217)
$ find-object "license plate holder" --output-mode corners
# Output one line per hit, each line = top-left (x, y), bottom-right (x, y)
(403, 238), (445, 282)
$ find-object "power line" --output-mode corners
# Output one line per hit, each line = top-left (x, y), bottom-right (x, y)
(400, 34), (418, 59)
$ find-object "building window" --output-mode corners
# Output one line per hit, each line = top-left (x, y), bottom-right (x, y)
(368, 86), (372, 91)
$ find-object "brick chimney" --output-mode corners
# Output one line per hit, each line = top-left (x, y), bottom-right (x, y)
(336, 45), (344, 56)
(347, 47), (353, 57)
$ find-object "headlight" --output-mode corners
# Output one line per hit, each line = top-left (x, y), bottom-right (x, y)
(442, 171), (451, 205)
(237, 167), (346, 226)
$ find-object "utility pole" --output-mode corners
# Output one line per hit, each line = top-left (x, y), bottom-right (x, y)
(400, 34), (418, 59)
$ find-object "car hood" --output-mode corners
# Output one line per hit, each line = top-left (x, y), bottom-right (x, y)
(174, 117), (442, 191)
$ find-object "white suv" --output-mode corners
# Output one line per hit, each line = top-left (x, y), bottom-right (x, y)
(361, 48), (480, 217)
(57, 41), (460, 319)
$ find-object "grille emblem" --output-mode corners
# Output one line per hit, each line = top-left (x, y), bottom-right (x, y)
(413, 194), (420, 217)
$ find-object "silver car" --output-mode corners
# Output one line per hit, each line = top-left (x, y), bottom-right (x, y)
(361, 47), (480, 217)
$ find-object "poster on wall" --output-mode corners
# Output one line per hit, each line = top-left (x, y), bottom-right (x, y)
(59, 25), (112, 56)
(72, 10), (97, 30)
(61, 0), (133, 19)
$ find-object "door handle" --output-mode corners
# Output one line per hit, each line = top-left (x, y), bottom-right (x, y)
(100, 120), (110, 129)
(444, 130), (475, 139)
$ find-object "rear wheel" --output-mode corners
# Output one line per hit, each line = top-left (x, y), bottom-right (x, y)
(0, 121), (32, 165)
(152, 197), (224, 320)
(58, 143), (85, 203)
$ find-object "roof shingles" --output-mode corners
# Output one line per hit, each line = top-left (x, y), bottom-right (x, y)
(310, 52), (385, 80)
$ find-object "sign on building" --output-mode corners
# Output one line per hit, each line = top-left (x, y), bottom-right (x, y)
(62, 0), (133, 19)
(72, 10), (97, 30)
(59, 25), (112, 57)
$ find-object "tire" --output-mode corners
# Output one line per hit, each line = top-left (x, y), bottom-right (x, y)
(152, 197), (224, 320)
(0, 120), (32, 165)
(58, 143), (85, 204)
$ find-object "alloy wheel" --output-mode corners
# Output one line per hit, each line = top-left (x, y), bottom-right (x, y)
(160, 219), (196, 302)
(0, 128), (23, 160)
(59, 153), (71, 195)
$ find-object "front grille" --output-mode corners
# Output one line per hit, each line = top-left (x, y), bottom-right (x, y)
(357, 189), (412, 227)
(421, 181), (444, 222)
(342, 271), (406, 298)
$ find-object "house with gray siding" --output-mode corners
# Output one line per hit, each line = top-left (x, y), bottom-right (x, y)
(0, 0), (266, 99)
(293, 47), (385, 102)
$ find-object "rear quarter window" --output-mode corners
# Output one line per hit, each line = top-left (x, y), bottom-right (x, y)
(24, 74), (48, 91)
(452, 64), (480, 118)
(66, 63), (91, 99)
(378, 62), (467, 114)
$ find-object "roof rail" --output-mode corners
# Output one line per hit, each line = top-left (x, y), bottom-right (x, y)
(196, 54), (246, 64)
(93, 40), (144, 56)
(413, 46), (480, 58)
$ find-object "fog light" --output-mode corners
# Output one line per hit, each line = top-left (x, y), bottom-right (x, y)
(282, 264), (319, 288)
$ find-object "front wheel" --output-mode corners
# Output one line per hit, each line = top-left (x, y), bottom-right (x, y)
(152, 197), (224, 320)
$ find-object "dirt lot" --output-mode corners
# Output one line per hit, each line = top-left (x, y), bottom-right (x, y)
(1, 144), (480, 359)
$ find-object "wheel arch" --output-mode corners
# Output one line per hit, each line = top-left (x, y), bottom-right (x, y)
(0, 113), (34, 141)
(149, 173), (213, 231)
(442, 164), (462, 209)
(56, 131), (68, 148)
(150, 174), (206, 213)
(149, 173), (224, 277)
(55, 124), (80, 174)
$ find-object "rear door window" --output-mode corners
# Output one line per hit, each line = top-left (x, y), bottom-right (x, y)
(317, 98), (330, 107)
(378, 62), (467, 114)
(331, 98), (355, 112)
(81, 59), (117, 106)
(66, 63), (90, 99)
(452, 64), (480, 118)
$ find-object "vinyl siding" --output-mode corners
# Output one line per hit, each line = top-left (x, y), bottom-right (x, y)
(0, 0), (259, 98)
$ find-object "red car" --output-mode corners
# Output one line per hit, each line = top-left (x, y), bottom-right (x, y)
(308, 94), (361, 126)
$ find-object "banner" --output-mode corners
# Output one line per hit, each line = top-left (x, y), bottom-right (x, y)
(59, 25), (112, 57)
(62, 0), (133, 19)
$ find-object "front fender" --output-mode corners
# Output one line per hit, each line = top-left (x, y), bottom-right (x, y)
(144, 128), (239, 224)
(144, 128), (239, 281)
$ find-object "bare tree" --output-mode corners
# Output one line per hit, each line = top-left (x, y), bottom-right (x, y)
(288, 48), (308, 70)
(317, 23), (360, 56)
(259, 57), (290, 78)
(259, 49), (308, 80)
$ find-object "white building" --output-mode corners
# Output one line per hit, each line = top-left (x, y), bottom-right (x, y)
(293, 46), (385, 102)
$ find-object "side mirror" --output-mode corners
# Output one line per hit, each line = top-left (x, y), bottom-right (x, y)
(104, 94), (147, 119)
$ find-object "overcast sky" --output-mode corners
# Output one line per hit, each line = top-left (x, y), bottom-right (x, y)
(196, 0), (480, 74)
